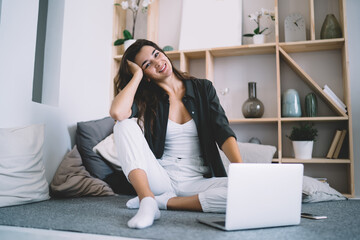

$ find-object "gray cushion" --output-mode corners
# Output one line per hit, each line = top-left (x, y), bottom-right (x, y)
(76, 117), (115, 180)
(76, 117), (135, 195)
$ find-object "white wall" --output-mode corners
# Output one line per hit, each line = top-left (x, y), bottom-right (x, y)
(347, 0), (360, 197)
(0, 0), (113, 183)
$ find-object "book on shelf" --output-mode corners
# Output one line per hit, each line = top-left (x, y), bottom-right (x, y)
(323, 85), (347, 114)
(326, 130), (342, 158)
(323, 85), (346, 108)
(333, 129), (347, 159)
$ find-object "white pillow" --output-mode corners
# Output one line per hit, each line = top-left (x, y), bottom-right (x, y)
(302, 176), (346, 203)
(219, 142), (277, 173)
(0, 124), (50, 207)
(93, 133), (122, 171)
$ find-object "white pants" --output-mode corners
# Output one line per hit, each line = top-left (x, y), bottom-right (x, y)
(113, 119), (228, 213)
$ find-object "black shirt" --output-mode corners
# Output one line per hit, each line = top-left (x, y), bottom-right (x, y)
(130, 78), (236, 177)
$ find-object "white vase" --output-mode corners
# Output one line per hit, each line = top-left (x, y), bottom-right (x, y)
(292, 141), (314, 160)
(253, 34), (265, 44)
(124, 39), (136, 51)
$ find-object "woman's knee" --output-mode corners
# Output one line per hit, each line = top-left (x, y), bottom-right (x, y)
(114, 118), (140, 133)
(113, 119), (144, 142)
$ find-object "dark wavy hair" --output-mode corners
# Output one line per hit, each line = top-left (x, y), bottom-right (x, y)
(114, 39), (194, 133)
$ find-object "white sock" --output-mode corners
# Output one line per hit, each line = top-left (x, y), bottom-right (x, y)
(126, 196), (140, 209)
(156, 192), (176, 210)
(127, 197), (160, 229)
(126, 192), (176, 210)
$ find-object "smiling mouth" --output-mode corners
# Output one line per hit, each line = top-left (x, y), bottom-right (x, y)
(159, 63), (166, 73)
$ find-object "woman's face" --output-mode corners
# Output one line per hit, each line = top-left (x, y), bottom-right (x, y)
(134, 46), (173, 81)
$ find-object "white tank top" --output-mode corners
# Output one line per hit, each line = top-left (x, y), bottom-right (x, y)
(163, 119), (202, 158)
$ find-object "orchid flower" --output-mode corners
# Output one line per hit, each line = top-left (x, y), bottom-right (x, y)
(243, 8), (275, 37)
(114, 0), (152, 46)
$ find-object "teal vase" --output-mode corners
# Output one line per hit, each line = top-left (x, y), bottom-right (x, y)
(320, 14), (342, 39)
(305, 93), (318, 117)
(282, 89), (302, 117)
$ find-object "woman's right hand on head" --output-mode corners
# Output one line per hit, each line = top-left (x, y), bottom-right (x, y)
(127, 60), (143, 79)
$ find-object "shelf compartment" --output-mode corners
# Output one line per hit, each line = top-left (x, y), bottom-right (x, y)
(281, 116), (348, 122)
(313, 0), (343, 41)
(279, 47), (347, 117)
(281, 158), (351, 164)
(165, 51), (181, 60)
(282, 121), (349, 161)
(279, 38), (345, 53)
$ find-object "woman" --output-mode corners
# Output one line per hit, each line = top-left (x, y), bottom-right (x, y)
(110, 39), (242, 229)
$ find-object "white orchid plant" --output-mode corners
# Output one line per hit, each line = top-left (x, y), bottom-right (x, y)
(114, 0), (152, 46)
(243, 8), (275, 37)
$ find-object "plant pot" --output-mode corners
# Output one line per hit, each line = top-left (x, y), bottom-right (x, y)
(124, 39), (136, 51)
(253, 34), (265, 44)
(292, 141), (314, 160)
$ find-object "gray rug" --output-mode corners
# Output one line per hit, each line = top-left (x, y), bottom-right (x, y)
(0, 195), (359, 240)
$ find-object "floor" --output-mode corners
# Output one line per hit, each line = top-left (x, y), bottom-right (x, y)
(0, 225), (142, 240)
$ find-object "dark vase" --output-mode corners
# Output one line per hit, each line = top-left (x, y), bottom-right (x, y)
(305, 93), (318, 117)
(242, 82), (264, 118)
(320, 14), (342, 39)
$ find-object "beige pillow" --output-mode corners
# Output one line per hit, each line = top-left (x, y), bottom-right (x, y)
(93, 133), (122, 171)
(50, 146), (114, 197)
(0, 124), (50, 207)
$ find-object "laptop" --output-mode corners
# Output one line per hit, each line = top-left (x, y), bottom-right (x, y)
(198, 163), (304, 231)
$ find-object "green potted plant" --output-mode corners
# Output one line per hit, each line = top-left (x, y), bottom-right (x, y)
(287, 122), (318, 159)
(243, 8), (275, 44)
(114, 0), (151, 50)
(114, 29), (133, 47)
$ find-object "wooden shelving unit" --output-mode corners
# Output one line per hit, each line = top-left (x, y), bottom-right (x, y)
(111, 0), (354, 197)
